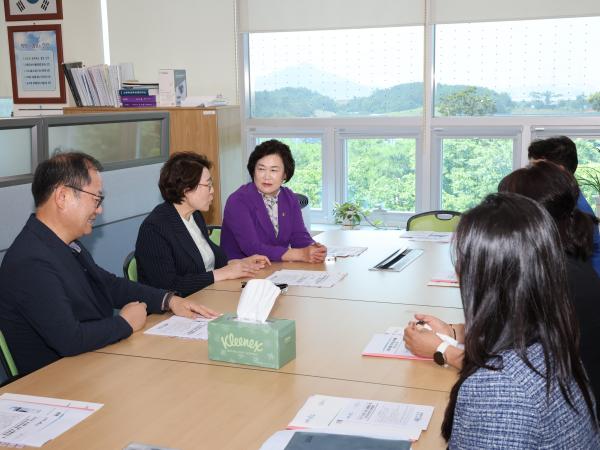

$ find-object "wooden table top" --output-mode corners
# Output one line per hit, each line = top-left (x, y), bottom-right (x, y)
(207, 230), (462, 308)
(98, 291), (463, 392)
(1, 352), (449, 450)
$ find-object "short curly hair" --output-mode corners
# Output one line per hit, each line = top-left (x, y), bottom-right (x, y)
(247, 139), (295, 182)
(159, 152), (212, 203)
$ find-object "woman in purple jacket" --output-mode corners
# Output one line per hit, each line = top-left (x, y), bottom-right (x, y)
(221, 140), (327, 263)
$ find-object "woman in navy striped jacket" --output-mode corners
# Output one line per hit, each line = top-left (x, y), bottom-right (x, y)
(442, 193), (599, 449)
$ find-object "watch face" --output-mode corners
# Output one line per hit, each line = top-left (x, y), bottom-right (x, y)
(433, 351), (446, 366)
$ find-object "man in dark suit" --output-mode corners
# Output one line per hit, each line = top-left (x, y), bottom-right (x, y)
(0, 152), (219, 376)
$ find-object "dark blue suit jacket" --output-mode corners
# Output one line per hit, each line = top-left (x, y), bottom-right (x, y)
(135, 202), (227, 297)
(0, 215), (166, 375)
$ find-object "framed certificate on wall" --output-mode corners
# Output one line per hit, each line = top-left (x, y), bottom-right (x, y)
(3, 0), (63, 21)
(7, 24), (66, 104)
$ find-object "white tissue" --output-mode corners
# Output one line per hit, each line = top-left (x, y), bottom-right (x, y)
(237, 279), (281, 323)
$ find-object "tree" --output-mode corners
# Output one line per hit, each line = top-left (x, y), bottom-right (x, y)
(438, 86), (497, 116)
(589, 92), (600, 112)
(529, 90), (561, 109)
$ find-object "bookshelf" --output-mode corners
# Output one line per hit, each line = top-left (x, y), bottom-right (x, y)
(63, 106), (243, 225)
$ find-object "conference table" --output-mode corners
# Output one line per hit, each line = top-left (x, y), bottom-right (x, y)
(0, 229), (463, 449)
(206, 230), (462, 309)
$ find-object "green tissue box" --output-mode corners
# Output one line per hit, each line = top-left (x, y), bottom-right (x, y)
(208, 313), (296, 369)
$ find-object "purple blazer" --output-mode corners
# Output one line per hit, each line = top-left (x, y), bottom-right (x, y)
(221, 183), (314, 261)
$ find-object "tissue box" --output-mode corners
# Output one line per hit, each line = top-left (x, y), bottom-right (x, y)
(208, 313), (296, 369)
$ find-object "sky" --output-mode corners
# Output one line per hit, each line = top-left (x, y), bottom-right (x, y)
(250, 16), (600, 101)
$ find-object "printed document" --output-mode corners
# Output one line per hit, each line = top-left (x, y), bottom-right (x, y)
(0, 393), (102, 447)
(362, 332), (432, 361)
(399, 230), (452, 243)
(267, 270), (347, 288)
(326, 246), (367, 258)
(144, 316), (210, 340)
(287, 394), (434, 441)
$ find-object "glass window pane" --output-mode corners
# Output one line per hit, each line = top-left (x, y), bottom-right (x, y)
(48, 120), (162, 164)
(249, 27), (423, 118)
(0, 128), (32, 177)
(256, 137), (323, 209)
(441, 138), (513, 211)
(574, 138), (600, 214)
(435, 17), (600, 116)
(346, 138), (416, 213)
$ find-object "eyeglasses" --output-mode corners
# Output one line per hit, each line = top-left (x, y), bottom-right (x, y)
(66, 185), (105, 208)
(198, 181), (214, 191)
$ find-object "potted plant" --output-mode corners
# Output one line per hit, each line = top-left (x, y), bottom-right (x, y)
(577, 167), (600, 216)
(332, 201), (386, 229)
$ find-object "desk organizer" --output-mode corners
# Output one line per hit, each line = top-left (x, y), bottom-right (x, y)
(208, 313), (296, 369)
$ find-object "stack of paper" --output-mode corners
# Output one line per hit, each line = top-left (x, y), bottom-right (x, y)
(326, 246), (367, 257)
(362, 329), (432, 361)
(399, 230), (452, 243)
(286, 395), (433, 442)
(144, 316), (211, 340)
(0, 393), (102, 447)
(267, 270), (347, 288)
(427, 271), (459, 287)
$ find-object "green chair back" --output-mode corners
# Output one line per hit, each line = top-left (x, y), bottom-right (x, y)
(406, 210), (461, 232)
(0, 330), (18, 382)
(208, 225), (222, 246)
(123, 251), (138, 282)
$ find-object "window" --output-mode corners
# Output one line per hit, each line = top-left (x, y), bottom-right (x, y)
(575, 138), (600, 211)
(344, 138), (416, 213)
(436, 136), (516, 211)
(249, 27), (424, 118)
(255, 136), (323, 209)
(435, 17), (600, 116)
(46, 112), (169, 170)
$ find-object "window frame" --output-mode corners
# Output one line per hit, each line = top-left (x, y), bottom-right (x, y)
(337, 127), (422, 225)
(431, 126), (522, 210)
(0, 118), (43, 188)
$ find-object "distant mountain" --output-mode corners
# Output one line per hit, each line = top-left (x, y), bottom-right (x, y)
(253, 65), (375, 101)
(253, 87), (337, 117)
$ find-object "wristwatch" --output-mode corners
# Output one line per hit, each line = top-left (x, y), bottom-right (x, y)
(433, 341), (450, 367)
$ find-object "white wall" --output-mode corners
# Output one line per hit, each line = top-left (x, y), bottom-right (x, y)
(0, 0), (105, 102)
(107, 0), (238, 103)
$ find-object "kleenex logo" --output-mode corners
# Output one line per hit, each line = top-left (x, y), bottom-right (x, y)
(220, 333), (264, 353)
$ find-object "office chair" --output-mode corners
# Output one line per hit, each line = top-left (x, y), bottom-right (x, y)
(0, 330), (18, 387)
(207, 225), (222, 246)
(295, 193), (309, 209)
(123, 251), (138, 282)
(406, 210), (461, 232)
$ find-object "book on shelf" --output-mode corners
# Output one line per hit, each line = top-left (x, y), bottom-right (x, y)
(120, 95), (157, 103)
(158, 69), (186, 106)
(62, 62), (83, 107)
(63, 62), (130, 107)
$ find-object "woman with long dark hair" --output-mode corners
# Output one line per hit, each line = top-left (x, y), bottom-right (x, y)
(441, 193), (598, 447)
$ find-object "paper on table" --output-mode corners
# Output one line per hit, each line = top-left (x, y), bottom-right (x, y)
(236, 279), (281, 323)
(427, 271), (459, 287)
(259, 430), (411, 450)
(0, 393), (102, 447)
(362, 332), (432, 361)
(144, 316), (210, 340)
(267, 270), (347, 288)
(287, 395), (433, 441)
(399, 230), (452, 243)
(326, 246), (367, 257)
